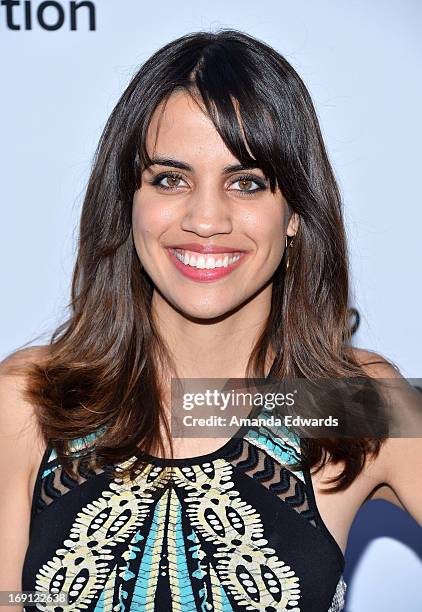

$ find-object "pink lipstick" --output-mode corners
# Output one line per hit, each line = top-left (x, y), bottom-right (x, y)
(167, 247), (248, 282)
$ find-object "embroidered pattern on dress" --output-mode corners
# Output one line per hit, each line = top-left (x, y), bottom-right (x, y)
(29, 425), (344, 611)
(32, 455), (301, 611)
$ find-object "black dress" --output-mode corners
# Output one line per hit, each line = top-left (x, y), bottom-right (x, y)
(22, 419), (346, 611)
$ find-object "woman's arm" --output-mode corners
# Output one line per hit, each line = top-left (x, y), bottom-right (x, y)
(0, 349), (46, 612)
(371, 437), (422, 524)
(353, 348), (422, 524)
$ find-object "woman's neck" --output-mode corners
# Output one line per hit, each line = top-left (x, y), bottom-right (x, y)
(151, 285), (274, 381)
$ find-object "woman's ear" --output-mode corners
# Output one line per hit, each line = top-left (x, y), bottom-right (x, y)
(286, 212), (300, 237)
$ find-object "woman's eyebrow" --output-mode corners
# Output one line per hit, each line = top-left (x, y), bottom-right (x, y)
(144, 156), (262, 174)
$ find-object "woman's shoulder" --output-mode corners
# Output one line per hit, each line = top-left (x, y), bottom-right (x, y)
(0, 346), (51, 591)
(348, 347), (422, 523)
(0, 344), (50, 409)
(0, 344), (51, 405)
(347, 346), (402, 377)
(0, 344), (51, 372)
(0, 345), (50, 477)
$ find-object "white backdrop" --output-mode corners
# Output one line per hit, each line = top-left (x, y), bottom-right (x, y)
(1, 1), (421, 610)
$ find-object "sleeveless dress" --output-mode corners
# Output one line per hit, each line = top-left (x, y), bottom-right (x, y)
(22, 417), (347, 611)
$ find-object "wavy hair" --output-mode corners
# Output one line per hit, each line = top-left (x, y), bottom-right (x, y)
(11, 28), (398, 490)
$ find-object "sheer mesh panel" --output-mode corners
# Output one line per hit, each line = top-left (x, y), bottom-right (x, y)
(35, 438), (316, 528)
(35, 454), (107, 514)
(227, 438), (316, 526)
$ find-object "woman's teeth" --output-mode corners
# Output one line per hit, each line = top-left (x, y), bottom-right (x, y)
(171, 248), (242, 269)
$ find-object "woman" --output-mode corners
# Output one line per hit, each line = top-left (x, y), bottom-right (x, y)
(0, 29), (421, 612)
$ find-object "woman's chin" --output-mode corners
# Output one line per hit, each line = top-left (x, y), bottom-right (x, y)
(173, 299), (241, 322)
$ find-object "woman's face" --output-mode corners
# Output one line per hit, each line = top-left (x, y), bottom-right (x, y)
(132, 90), (299, 320)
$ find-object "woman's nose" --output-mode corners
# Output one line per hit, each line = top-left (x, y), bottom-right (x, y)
(180, 183), (233, 237)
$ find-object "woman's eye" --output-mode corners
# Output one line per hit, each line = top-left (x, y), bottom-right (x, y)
(230, 176), (266, 195)
(151, 172), (188, 190)
(149, 172), (266, 195)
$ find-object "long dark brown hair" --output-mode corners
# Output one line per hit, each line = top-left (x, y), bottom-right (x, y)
(10, 28), (399, 491)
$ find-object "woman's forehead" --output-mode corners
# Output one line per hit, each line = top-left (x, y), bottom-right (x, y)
(145, 90), (257, 167)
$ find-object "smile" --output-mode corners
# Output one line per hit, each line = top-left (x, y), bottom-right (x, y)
(167, 248), (247, 282)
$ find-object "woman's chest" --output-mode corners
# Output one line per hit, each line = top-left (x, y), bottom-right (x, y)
(27, 438), (376, 561)
(23, 440), (346, 611)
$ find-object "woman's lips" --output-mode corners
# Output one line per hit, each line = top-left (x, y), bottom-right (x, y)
(166, 247), (248, 282)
